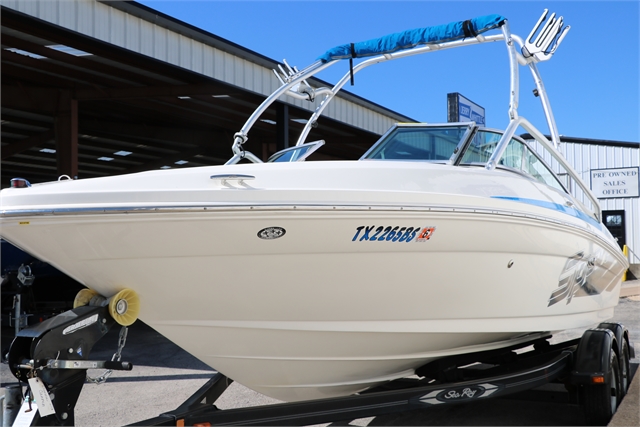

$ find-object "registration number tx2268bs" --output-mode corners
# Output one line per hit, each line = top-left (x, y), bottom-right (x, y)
(352, 226), (435, 242)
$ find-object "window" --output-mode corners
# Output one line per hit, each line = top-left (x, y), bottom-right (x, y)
(363, 126), (468, 161)
(521, 149), (565, 191)
(605, 215), (622, 227)
(460, 130), (565, 191)
(459, 130), (502, 164)
(267, 140), (325, 163)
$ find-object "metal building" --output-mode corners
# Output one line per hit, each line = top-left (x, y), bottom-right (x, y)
(1, 0), (411, 186)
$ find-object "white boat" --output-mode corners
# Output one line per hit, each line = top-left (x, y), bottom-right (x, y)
(0, 11), (628, 402)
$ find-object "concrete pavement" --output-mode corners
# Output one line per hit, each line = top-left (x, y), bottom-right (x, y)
(620, 278), (640, 298)
(609, 364), (640, 427)
(609, 279), (640, 427)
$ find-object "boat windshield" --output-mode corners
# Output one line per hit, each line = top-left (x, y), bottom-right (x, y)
(267, 140), (325, 163)
(362, 124), (566, 193)
(362, 125), (469, 161)
(460, 129), (565, 192)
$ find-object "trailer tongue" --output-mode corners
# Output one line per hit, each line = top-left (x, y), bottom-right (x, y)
(7, 304), (133, 426)
(5, 288), (138, 426)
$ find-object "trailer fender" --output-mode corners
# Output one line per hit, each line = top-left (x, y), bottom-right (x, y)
(598, 322), (634, 359)
(599, 322), (634, 396)
(570, 328), (616, 385)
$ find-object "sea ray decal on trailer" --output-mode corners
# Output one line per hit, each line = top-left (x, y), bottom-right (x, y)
(418, 383), (501, 405)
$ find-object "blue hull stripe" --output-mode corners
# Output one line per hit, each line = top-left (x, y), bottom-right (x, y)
(491, 196), (601, 229)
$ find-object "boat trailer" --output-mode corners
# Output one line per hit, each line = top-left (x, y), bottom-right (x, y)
(2, 295), (634, 426)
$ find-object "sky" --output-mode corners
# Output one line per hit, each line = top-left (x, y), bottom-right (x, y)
(137, 1), (639, 143)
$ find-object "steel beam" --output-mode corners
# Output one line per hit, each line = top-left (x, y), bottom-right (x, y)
(55, 91), (78, 179)
(1, 129), (56, 159)
(276, 103), (289, 152)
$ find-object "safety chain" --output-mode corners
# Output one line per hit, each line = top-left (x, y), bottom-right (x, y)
(86, 326), (128, 384)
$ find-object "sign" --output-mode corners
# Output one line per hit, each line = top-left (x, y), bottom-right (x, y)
(447, 93), (485, 126)
(590, 167), (639, 199)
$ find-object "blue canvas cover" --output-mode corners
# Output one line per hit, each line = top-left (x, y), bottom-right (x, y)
(317, 14), (506, 63)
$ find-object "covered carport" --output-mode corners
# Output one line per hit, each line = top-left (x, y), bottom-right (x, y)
(1, 1), (411, 187)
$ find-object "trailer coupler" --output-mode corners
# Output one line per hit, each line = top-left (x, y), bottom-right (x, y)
(7, 305), (133, 426)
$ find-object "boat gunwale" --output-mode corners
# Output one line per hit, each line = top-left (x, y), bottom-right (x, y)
(0, 202), (602, 222)
(0, 202), (626, 265)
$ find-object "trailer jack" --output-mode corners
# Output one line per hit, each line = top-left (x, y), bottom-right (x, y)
(6, 305), (133, 426)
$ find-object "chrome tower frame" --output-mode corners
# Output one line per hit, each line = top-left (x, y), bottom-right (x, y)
(224, 10), (600, 221)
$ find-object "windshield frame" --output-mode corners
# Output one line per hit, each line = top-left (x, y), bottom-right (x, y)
(267, 140), (326, 163)
(359, 122), (476, 164)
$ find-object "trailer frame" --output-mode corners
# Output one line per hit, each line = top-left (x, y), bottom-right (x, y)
(4, 305), (634, 426)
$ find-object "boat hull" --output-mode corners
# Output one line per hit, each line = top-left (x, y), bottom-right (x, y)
(0, 204), (625, 401)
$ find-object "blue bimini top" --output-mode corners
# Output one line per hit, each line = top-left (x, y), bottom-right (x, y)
(317, 14), (506, 63)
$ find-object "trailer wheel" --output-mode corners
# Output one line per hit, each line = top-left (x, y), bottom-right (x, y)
(581, 349), (621, 426)
(620, 339), (630, 397)
(597, 323), (631, 398)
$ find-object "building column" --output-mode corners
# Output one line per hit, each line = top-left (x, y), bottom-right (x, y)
(276, 103), (289, 152)
(55, 91), (78, 179)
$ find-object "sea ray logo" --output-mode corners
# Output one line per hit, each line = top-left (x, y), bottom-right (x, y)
(257, 227), (286, 240)
(548, 251), (599, 306)
(419, 383), (500, 405)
